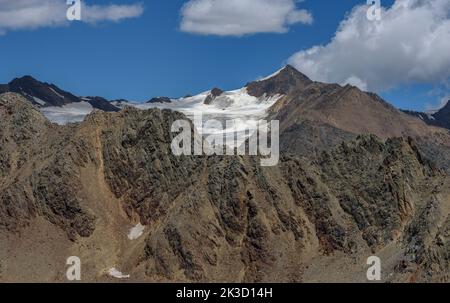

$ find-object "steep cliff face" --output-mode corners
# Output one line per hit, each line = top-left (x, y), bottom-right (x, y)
(0, 93), (448, 282)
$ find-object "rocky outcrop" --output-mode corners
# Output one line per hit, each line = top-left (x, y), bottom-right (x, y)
(204, 88), (224, 105)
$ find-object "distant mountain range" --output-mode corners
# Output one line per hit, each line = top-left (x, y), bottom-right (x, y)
(1, 68), (449, 132)
(2, 66), (450, 170)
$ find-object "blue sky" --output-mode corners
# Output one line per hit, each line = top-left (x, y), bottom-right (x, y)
(0, 0), (448, 111)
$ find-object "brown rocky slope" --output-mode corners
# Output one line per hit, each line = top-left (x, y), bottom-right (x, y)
(0, 92), (448, 282)
(256, 67), (450, 175)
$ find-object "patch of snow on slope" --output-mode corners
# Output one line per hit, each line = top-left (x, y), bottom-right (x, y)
(128, 223), (145, 240)
(49, 87), (65, 100)
(41, 102), (94, 124)
(257, 66), (285, 82)
(32, 96), (46, 106)
(108, 268), (130, 279)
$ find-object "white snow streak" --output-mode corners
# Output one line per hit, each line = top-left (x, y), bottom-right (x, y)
(127, 223), (145, 240)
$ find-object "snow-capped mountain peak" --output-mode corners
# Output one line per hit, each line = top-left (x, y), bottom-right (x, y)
(256, 66), (288, 82)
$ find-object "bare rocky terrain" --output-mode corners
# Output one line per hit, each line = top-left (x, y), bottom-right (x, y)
(0, 86), (448, 282)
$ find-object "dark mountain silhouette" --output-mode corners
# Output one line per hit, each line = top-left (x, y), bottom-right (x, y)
(0, 75), (119, 111)
(403, 101), (450, 130)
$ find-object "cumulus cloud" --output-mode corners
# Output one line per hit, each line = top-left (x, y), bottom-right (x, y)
(436, 95), (450, 110)
(180, 0), (313, 36)
(288, 0), (450, 92)
(0, 0), (144, 34)
(425, 86), (450, 111)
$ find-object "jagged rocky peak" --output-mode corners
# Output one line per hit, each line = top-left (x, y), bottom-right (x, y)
(431, 100), (450, 130)
(0, 76), (120, 114)
(246, 65), (313, 98)
(9, 75), (41, 88)
(6, 75), (79, 107)
(434, 100), (450, 117)
(0, 92), (46, 119)
(204, 87), (224, 105)
(0, 93), (51, 144)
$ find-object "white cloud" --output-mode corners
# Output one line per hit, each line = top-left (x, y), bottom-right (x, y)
(436, 95), (450, 110)
(344, 75), (368, 91)
(288, 0), (450, 92)
(0, 0), (144, 34)
(425, 95), (450, 112)
(425, 86), (450, 111)
(81, 3), (144, 23)
(180, 0), (313, 36)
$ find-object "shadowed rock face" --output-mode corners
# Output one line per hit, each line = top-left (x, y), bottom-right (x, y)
(0, 76), (120, 111)
(1, 92), (448, 283)
(403, 101), (450, 130)
(204, 88), (224, 105)
(433, 101), (450, 128)
(81, 96), (121, 112)
(6, 76), (79, 107)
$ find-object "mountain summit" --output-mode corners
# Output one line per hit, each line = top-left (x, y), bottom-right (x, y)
(246, 65), (313, 98)
(433, 100), (450, 129)
(5, 75), (79, 107)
